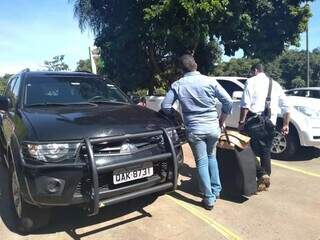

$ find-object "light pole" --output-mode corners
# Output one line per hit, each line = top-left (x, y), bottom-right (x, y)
(89, 46), (97, 74)
(306, 2), (310, 87)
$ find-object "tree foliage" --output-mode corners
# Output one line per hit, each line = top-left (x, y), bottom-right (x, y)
(72, 0), (312, 92)
(75, 58), (104, 74)
(213, 58), (259, 77)
(43, 55), (69, 71)
(212, 48), (320, 89)
(0, 74), (12, 94)
(76, 59), (92, 72)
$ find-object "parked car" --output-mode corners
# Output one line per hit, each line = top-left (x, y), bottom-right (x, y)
(285, 87), (320, 99)
(0, 69), (185, 233)
(146, 76), (320, 160)
(213, 77), (320, 159)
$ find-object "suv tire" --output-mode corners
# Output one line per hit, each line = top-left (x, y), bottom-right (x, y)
(8, 167), (51, 234)
(271, 124), (299, 160)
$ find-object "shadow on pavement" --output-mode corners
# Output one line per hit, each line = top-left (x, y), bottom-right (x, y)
(40, 199), (153, 239)
(275, 147), (320, 161)
(0, 163), (19, 234)
(0, 162), (155, 239)
(177, 163), (248, 205)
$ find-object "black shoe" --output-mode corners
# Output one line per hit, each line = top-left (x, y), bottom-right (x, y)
(201, 200), (214, 210)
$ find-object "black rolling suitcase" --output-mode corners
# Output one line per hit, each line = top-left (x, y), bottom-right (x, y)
(217, 130), (257, 197)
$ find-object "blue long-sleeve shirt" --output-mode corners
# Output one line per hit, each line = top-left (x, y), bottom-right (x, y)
(161, 71), (233, 134)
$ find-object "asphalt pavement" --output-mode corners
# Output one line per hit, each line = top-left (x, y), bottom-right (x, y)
(1, 145), (320, 240)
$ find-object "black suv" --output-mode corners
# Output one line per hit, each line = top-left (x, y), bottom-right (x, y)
(0, 70), (184, 232)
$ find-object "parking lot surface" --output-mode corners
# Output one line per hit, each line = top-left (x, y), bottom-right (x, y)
(1, 145), (320, 240)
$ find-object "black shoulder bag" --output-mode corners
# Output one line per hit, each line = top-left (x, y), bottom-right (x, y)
(244, 78), (276, 140)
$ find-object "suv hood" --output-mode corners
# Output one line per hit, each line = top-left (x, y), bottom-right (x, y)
(22, 104), (174, 141)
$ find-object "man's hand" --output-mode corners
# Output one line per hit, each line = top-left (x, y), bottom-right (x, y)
(281, 112), (290, 136)
(239, 108), (248, 132)
(219, 112), (228, 129)
(281, 124), (289, 135)
(219, 119), (226, 129)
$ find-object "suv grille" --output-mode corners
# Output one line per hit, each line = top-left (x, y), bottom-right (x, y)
(73, 133), (172, 198)
(79, 134), (164, 156)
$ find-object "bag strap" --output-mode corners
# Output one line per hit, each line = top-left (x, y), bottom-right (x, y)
(222, 126), (231, 145)
(265, 77), (273, 107)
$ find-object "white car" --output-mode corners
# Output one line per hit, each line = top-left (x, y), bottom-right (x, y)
(146, 77), (320, 159)
(214, 77), (320, 159)
(285, 87), (320, 99)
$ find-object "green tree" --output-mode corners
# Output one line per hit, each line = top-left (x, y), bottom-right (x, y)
(43, 55), (69, 71)
(213, 48), (320, 89)
(76, 58), (105, 75)
(310, 48), (320, 87)
(72, 0), (312, 92)
(0, 74), (13, 94)
(76, 59), (92, 72)
(213, 58), (259, 77)
(291, 77), (305, 88)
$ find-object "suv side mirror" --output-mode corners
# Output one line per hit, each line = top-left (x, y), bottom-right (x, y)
(0, 96), (10, 111)
(232, 91), (243, 100)
(128, 94), (141, 104)
(132, 96), (141, 104)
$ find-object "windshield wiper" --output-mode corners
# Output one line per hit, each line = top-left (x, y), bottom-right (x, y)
(88, 100), (127, 104)
(25, 102), (97, 107)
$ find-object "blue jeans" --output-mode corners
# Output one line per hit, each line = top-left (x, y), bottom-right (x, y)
(188, 131), (221, 206)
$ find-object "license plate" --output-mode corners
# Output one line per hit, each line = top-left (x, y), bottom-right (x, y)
(113, 162), (153, 185)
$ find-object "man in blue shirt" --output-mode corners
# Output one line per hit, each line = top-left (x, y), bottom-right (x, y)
(161, 54), (233, 210)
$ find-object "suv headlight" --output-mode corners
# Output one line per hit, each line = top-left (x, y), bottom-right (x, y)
(167, 129), (179, 143)
(27, 143), (80, 162)
(294, 106), (320, 118)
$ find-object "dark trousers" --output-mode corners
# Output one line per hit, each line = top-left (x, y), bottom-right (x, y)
(246, 111), (274, 179)
(250, 137), (273, 178)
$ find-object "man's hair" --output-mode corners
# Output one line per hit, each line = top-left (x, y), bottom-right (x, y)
(251, 63), (264, 73)
(179, 54), (198, 73)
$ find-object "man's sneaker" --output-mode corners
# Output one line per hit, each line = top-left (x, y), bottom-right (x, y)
(257, 174), (270, 192)
(261, 174), (270, 188)
(257, 182), (267, 192)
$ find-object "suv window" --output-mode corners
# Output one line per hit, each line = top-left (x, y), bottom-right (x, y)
(5, 76), (21, 107)
(217, 80), (243, 97)
(12, 75), (21, 99)
(309, 90), (320, 99)
(5, 77), (17, 97)
(286, 90), (307, 97)
(24, 76), (130, 106)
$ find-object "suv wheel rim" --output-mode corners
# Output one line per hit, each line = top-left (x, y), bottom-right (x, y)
(271, 131), (287, 154)
(12, 171), (22, 218)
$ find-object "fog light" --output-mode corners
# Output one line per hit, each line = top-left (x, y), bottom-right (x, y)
(46, 179), (61, 194)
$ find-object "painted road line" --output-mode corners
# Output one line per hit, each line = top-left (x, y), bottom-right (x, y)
(272, 161), (320, 178)
(166, 195), (242, 240)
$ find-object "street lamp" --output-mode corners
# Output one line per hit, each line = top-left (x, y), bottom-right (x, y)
(89, 46), (100, 74)
(306, 2), (310, 87)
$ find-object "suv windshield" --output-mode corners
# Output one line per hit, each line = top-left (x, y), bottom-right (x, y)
(24, 76), (129, 106)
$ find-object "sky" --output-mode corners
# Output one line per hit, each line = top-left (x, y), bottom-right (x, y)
(0, 0), (94, 76)
(0, 0), (319, 76)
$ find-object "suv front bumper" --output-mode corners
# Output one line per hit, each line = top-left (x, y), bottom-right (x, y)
(296, 117), (320, 148)
(21, 128), (183, 215)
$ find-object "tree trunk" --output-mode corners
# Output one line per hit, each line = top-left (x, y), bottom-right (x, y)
(146, 44), (161, 95)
